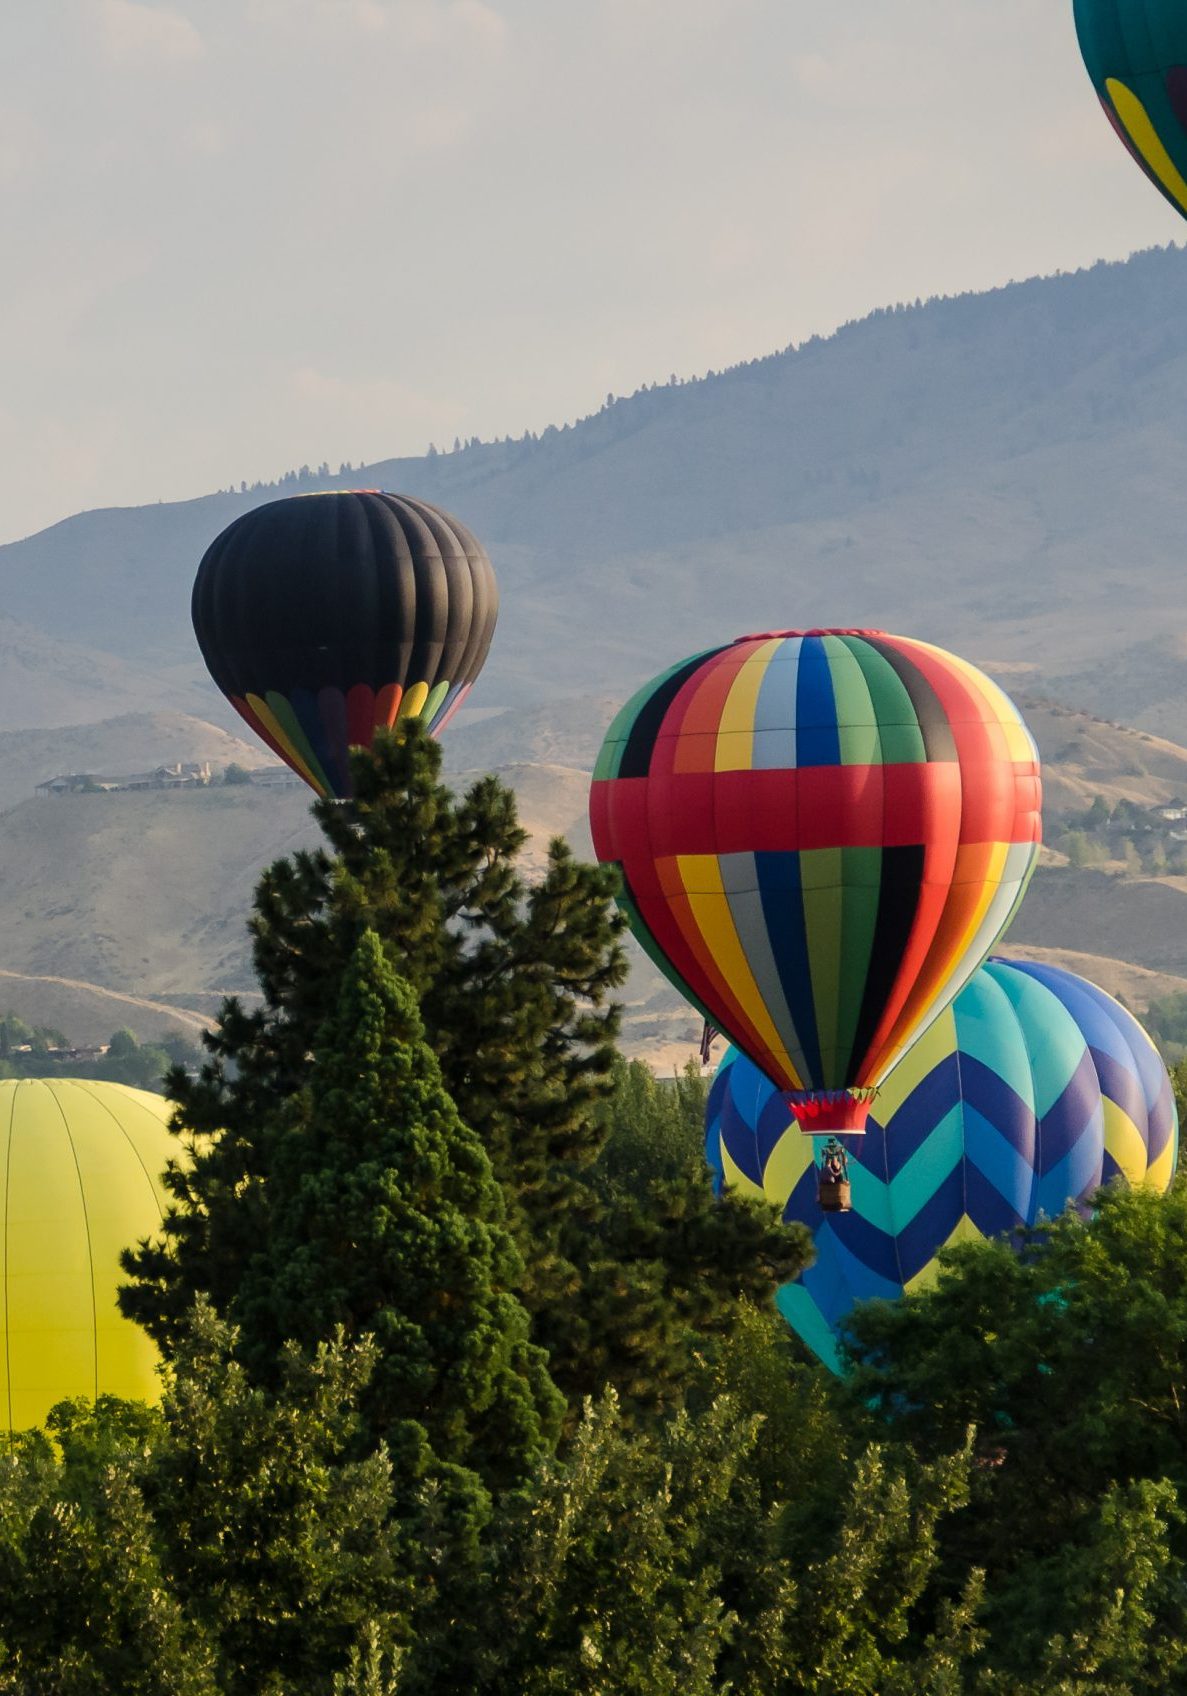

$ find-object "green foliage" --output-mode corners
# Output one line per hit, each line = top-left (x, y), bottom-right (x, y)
(230, 928), (563, 1489)
(0, 1306), (408, 1696)
(123, 728), (795, 1423)
(150, 1304), (405, 1695)
(1145, 992), (1187, 1060)
(1060, 830), (1098, 869)
(123, 726), (628, 1404)
(1172, 1058), (1187, 1124)
(0, 1013), (201, 1092)
(1054, 792), (1187, 877)
(222, 762), (252, 785)
(843, 1181), (1187, 1688)
(577, 1058), (812, 1418)
(418, 1391), (747, 1696)
(0, 1400), (216, 1696)
(978, 1479), (1187, 1696)
(95, 1028), (177, 1089)
(0, 1013), (67, 1057)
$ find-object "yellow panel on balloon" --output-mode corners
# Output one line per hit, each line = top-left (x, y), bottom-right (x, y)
(0, 1080), (181, 1433)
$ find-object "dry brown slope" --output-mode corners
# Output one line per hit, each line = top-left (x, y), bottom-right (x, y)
(3, 718), (1186, 1062)
(0, 713), (273, 813)
(446, 693), (1187, 824)
(1018, 698), (1187, 819)
(0, 764), (597, 1039)
(0, 786), (320, 999)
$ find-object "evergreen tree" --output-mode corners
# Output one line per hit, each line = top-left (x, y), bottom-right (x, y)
(577, 1059), (811, 1415)
(231, 928), (563, 1487)
(122, 727), (794, 1416)
(123, 727), (625, 1399)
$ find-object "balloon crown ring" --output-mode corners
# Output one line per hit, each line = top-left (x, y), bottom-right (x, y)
(732, 628), (888, 643)
(785, 1087), (878, 1135)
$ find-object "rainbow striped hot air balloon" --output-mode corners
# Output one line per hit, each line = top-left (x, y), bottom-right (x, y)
(707, 959), (1179, 1371)
(591, 631), (1042, 1135)
(1075, 0), (1187, 223)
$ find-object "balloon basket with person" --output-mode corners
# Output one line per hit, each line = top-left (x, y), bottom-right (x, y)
(815, 1136), (853, 1214)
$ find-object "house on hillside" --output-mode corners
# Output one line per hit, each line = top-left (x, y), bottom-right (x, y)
(246, 765), (303, 789)
(1156, 800), (1187, 823)
(123, 763), (212, 790)
(35, 774), (122, 796)
(35, 762), (213, 797)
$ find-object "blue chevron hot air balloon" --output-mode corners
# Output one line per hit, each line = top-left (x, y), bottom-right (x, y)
(706, 958), (1178, 1371)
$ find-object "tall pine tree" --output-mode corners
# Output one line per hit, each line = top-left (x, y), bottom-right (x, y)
(231, 928), (563, 1487)
(123, 727), (798, 1415)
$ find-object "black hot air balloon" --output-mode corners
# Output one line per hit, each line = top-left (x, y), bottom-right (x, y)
(192, 491), (498, 798)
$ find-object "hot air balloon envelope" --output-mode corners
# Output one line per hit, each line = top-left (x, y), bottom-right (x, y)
(0, 1079), (182, 1432)
(192, 491), (499, 799)
(1075, 0), (1187, 221)
(707, 959), (1178, 1370)
(591, 630), (1042, 1132)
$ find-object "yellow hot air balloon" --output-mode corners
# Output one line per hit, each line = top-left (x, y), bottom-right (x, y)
(0, 1079), (179, 1433)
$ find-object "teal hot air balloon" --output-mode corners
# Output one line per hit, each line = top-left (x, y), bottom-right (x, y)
(1075, 1), (1187, 221)
(707, 959), (1178, 1371)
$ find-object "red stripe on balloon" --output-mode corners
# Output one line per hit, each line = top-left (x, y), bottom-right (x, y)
(592, 762), (1037, 860)
(346, 683), (376, 748)
(650, 646), (751, 776)
(590, 766), (781, 1076)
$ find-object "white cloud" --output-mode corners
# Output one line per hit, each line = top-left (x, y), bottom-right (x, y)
(96, 0), (205, 66)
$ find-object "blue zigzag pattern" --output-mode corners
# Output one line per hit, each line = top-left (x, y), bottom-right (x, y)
(705, 957), (1178, 1370)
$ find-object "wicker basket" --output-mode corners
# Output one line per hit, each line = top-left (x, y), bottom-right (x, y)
(818, 1179), (852, 1214)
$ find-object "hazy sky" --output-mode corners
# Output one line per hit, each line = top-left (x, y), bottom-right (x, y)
(0, 0), (1179, 544)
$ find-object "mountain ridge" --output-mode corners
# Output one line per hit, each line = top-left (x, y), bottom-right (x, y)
(6, 245), (1187, 733)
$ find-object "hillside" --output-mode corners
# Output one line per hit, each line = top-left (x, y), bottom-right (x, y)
(0, 713), (272, 813)
(445, 691), (1187, 824)
(1018, 699), (1187, 819)
(0, 618), (220, 730)
(8, 248), (1187, 738)
(0, 692), (1184, 1067)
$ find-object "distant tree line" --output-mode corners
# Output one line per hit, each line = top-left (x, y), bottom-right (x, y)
(0, 1012), (202, 1090)
(1054, 793), (1187, 875)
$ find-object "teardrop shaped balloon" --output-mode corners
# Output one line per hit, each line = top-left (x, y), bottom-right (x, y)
(1075, 0), (1187, 222)
(192, 491), (499, 799)
(707, 959), (1178, 1371)
(590, 631), (1042, 1132)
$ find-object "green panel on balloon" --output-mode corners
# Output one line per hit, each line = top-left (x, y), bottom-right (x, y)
(1075, 0), (1187, 220)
